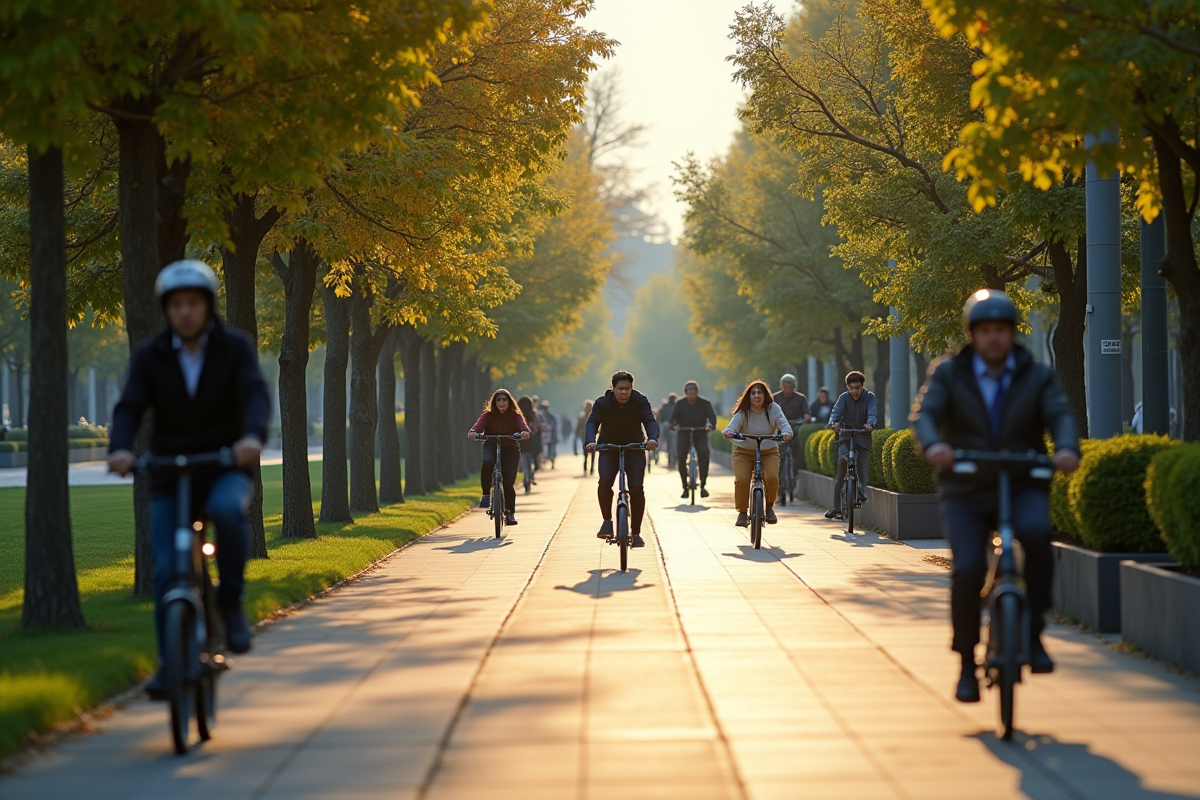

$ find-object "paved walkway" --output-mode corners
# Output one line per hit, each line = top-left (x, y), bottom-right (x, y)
(4, 458), (1200, 799)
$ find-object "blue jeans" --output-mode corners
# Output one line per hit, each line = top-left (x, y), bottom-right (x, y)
(151, 470), (252, 659)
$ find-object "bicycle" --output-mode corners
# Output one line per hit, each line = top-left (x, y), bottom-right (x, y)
(951, 449), (1054, 741)
(777, 419), (805, 507)
(592, 442), (649, 572)
(138, 449), (235, 755)
(728, 433), (784, 550)
(521, 451), (536, 494)
(832, 427), (867, 534)
(473, 433), (524, 539)
(675, 426), (708, 506)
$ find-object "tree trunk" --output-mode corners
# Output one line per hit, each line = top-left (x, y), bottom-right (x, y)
(23, 145), (86, 630)
(273, 242), (319, 538)
(399, 326), (425, 496)
(348, 288), (388, 513)
(436, 344), (456, 486)
(320, 283), (352, 522)
(873, 336), (890, 421)
(461, 356), (481, 478)
(420, 338), (440, 491)
(378, 328), (404, 504)
(157, 148), (190, 263)
(1049, 238), (1089, 438)
(831, 327), (848, 381)
(114, 110), (163, 597)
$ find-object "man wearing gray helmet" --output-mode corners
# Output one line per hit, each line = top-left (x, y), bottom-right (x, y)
(107, 260), (270, 698)
(912, 289), (1079, 704)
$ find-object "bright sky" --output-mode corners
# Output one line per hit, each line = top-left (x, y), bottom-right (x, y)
(583, 0), (785, 241)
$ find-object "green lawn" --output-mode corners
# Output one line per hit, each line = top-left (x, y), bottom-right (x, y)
(0, 461), (476, 758)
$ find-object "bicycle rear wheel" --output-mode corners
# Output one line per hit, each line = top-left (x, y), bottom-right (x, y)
(751, 487), (764, 549)
(163, 600), (193, 754)
(846, 475), (857, 534)
(997, 592), (1020, 740)
(689, 457), (698, 506)
(617, 503), (629, 572)
(493, 483), (504, 538)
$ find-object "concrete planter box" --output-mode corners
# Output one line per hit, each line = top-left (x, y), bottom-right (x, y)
(1052, 542), (1173, 633)
(793, 470), (943, 540)
(1120, 562), (1200, 674)
(0, 446), (108, 469)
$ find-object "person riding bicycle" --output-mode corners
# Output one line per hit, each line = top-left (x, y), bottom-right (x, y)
(810, 387), (835, 424)
(517, 395), (541, 486)
(912, 289), (1079, 703)
(468, 389), (531, 526)
(540, 399), (558, 467)
(774, 374), (812, 487)
(575, 400), (592, 456)
(658, 393), (678, 468)
(723, 380), (793, 527)
(668, 380), (717, 498)
(585, 370), (660, 547)
(826, 371), (877, 521)
(106, 259), (269, 698)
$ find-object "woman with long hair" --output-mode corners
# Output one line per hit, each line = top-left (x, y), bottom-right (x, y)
(516, 395), (541, 488)
(723, 379), (793, 527)
(468, 389), (530, 525)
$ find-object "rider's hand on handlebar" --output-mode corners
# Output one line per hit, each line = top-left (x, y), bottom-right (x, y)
(233, 437), (264, 468)
(830, 422), (840, 433)
(782, 432), (792, 441)
(924, 443), (954, 470)
(723, 431), (734, 440)
(863, 424), (874, 433)
(586, 442), (596, 453)
(646, 439), (659, 451)
(1053, 450), (1080, 474)
(468, 431), (478, 441)
(520, 431), (530, 440)
(107, 449), (136, 477)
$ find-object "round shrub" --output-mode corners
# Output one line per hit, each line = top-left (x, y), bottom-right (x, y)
(819, 429), (840, 477)
(6, 428), (28, 442)
(1147, 444), (1200, 569)
(1145, 446), (1188, 556)
(868, 428), (895, 488)
(883, 430), (906, 492)
(0, 441), (18, 454)
(889, 429), (937, 494)
(794, 423), (824, 471)
(1069, 434), (1176, 553)
(1048, 439), (1094, 542)
(804, 428), (827, 473)
(709, 416), (733, 454)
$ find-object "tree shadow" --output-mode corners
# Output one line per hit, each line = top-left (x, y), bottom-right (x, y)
(431, 537), (513, 554)
(722, 544), (802, 563)
(971, 731), (1197, 800)
(554, 568), (655, 599)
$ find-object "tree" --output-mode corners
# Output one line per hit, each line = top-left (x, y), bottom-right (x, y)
(921, 0), (1200, 439)
(621, 270), (718, 403)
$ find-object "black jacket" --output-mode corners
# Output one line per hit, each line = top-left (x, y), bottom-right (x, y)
(110, 320), (271, 488)
(586, 389), (660, 446)
(911, 344), (1079, 497)
(669, 397), (717, 429)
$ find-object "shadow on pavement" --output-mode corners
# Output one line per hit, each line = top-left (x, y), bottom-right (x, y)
(672, 504), (710, 513)
(432, 537), (514, 554)
(829, 530), (901, 547)
(973, 732), (1197, 800)
(555, 568), (655, 599)
(723, 544), (802, 562)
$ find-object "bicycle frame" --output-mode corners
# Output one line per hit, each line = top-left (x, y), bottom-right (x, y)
(592, 442), (649, 571)
(676, 427), (706, 504)
(472, 433), (522, 535)
(729, 433), (784, 548)
(832, 427), (866, 532)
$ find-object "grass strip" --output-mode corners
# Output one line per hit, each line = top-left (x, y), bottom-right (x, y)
(0, 461), (475, 758)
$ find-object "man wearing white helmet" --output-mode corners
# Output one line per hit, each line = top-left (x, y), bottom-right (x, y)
(107, 259), (270, 699)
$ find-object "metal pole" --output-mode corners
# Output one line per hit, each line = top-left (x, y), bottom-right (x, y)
(807, 356), (819, 400)
(823, 360), (836, 393)
(889, 304), (911, 430)
(1140, 212), (1170, 435)
(87, 367), (97, 425)
(1085, 128), (1124, 439)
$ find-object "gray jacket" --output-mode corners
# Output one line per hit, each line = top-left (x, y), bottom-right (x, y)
(829, 389), (877, 450)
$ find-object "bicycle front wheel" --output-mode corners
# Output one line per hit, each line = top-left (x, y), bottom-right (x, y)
(846, 475), (857, 535)
(997, 592), (1020, 740)
(751, 487), (764, 549)
(617, 503), (629, 572)
(493, 484), (504, 538)
(163, 600), (194, 755)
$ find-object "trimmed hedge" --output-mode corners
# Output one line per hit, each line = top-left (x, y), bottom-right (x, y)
(804, 427), (826, 474)
(5, 428), (27, 442)
(1069, 434), (1176, 553)
(69, 438), (108, 450)
(868, 428), (895, 488)
(793, 423), (824, 470)
(883, 431), (904, 492)
(709, 416), (732, 454)
(819, 429), (839, 477)
(888, 429), (937, 494)
(1146, 444), (1200, 569)
(1048, 439), (1095, 543)
(68, 425), (107, 440)
(0, 442), (18, 454)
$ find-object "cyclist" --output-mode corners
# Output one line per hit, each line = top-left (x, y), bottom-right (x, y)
(658, 393), (678, 468)
(826, 371), (877, 521)
(774, 374), (812, 489)
(517, 395), (541, 486)
(574, 400), (592, 455)
(540, 399), (558, 468)
(722, 380), (793, 527)
(912, 289), (1079, 703)
(810, 386), (835, 424)
(106, 260), (269, 698)
(668, 380), (717, 499)
(585, 370), (659, 547)
(468, 389), (531, 525)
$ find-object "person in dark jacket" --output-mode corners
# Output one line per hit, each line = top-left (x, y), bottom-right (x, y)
(826, 371), (878, 519)
(912, 289), (1080, 704)
(668, 380), (717, 498)
(107, 260), (270, 697)
(810, 387), (835, 424)
(658, 393), (678, 468)
(585, 370), (660, 547)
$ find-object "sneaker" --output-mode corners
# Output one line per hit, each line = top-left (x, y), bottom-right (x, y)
(597, 520), (614, 540)
(681, 487), (689, 498)
(220, 604), (253, 654)
(765, 506), (778, 524)
(1030, 634), (1055, 674)
(505, 512), (518, 526)
(144, 669), (167, 701)
(479, 494), (490, 509)
(824, 508), (839, 519)
(700, 486), (710, 498)
(857, 493), (867, 505)
(735, 512), (749, 528)
(631, 534), (646, 548)
(956, 654), (980, 703)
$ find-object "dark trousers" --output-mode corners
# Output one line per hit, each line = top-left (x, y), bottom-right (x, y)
(833, 444), (870, 512)
(151, 471), (252, 661)
(675, 431), (710, 487)
(482, 446), (520, 511)
(940, 487), (1054, 654)
(597, 449), (646, 533)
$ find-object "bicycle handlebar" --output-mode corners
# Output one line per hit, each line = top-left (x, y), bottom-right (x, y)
(592, 442), (650, 451)
(729, 433), (786, 442)
(137, 449), (235, 474)
(952, 449), (1055, 479)
(471, 433), (525, 442)
(674, 426), (710, 432)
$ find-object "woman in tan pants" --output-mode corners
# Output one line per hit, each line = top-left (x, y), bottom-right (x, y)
(723, 380), (793, 527)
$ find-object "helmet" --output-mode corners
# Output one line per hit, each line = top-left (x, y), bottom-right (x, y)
(964, 289), (1017, 329)
(779, 373), (797, 388)
(155, 259), (220, 303)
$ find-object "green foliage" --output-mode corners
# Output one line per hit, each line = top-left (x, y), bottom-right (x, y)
(883, 431), (904, 492)
(868, 428), (895, 488)
(1049, 439), (1095, 542)
(67, 438), (107, 451)
(5, 429), (27, 442)
(710, 417), (733, 455)
(0, 442), (17, 454)
(818, 429), (840, 477)
(1144, 446), (1194, 567)
(794, 423), (824, 471)
(1070, 435), (1177, 553)
(888, 429), (937, 494)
